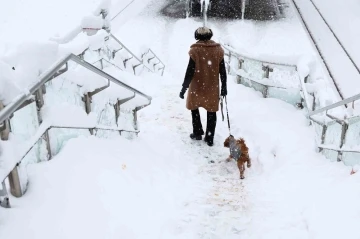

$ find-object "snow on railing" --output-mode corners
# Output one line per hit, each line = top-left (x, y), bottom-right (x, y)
(108, 34), (165, 76)
(0, 0), (163, 208)
(48, 0), (165, 77)
(0, 53), (152, 208)
(221, 42), (360, 167)
(221, 43), (303, 107)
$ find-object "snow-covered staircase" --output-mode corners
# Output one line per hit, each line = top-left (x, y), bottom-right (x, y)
(0, 51), (153, 207)
(0, 2), (167, 208)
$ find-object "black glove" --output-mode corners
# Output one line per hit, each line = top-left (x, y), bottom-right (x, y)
(179, 87), (186, 99)
(221, 86), (227, 97)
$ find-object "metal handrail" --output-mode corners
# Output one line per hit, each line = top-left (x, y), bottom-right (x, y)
(92, 58), (124, 71)
(308, 93), (360, 117)
(223, 42), (312, 111)
(110, 34), (143, 63)
(111, 0), (135, 21)
(0, 53), (152, 124)
(318, 144), (360, 154)
(221, 43), (298, 69)
(109, 34), (165, 74)
(147, 49), (165, 67)
(222, 42), (330, 113)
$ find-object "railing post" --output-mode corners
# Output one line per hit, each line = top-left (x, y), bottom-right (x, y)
(114, 94), (136, 131)
(261, 65), (273, 98)
(35, 89), (52, 160)
(0, 101), (10, 141)
(98, 49), (104, 70)
(337, 123), (349, 162)
(236, 58), (244, 84)
(8, 166), (23, 197)
(114, 101), (120, 127)
(262, 65), (273, 79)
(83, 93), (94, 135)
(41, 84), (47, 94)
(83, 93), (92, 114)
(0, 100), (24, 201)
(227, 51), (232, 73)
(317, 125), (327, 153)
(101, 9), (110, 33)
(132, 109), (138, 131)
(0, 181), (10, 208)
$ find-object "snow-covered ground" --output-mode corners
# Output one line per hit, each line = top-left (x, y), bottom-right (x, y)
(1, 0), (360, 238)
(1, 74), (359, 238)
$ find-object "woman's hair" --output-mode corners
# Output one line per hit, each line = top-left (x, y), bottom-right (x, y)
(195, 27), (213, 41)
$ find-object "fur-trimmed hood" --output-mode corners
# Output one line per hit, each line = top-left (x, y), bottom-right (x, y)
(190, 40), (221, 48)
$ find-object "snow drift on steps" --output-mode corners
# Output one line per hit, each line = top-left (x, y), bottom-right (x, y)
(0, 135), (201, 239)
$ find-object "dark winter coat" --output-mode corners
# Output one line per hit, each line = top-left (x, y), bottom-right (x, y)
(183, 40), (225, 112)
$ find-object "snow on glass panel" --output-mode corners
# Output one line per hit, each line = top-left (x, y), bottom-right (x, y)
(43, 75), (90, 156)
(10, 102), (45, 165)
(267, 87), (301, 106)
(269, 67), (300, 89)
(342, 116), (360, 165)
(242, 58), (263, 81)
(322, 121), (342, 162)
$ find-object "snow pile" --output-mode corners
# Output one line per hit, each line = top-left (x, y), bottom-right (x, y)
(0, 134), (198, 238)
(88, 29), (109, 50)
(65, 65), (109, 94)
(81, 15), (104, 30)
(303, 172), (360, 239)
(1, 41), (60, 90)
(98, 67), (153, 108)
(0, 61), (21, 105)
(306, 79), (340, 109)
(0, 0), (117, 105)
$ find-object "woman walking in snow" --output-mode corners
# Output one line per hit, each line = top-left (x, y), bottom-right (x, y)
(179, 27), (227, 146)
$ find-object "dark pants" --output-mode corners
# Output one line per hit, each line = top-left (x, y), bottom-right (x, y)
(191, 109), (217, 140)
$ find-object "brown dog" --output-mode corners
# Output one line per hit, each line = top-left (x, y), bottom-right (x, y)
(224, 135), (251, 179)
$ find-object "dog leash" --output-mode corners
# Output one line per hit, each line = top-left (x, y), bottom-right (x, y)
(220, 97), (225, 122)
(224, 96), (231, 135)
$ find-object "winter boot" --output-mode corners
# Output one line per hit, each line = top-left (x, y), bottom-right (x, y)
(204, 135), (214, 146)
(191, 109), (204, 140)
(204, 111), (217, 147)
(190, 133), (202, 140)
